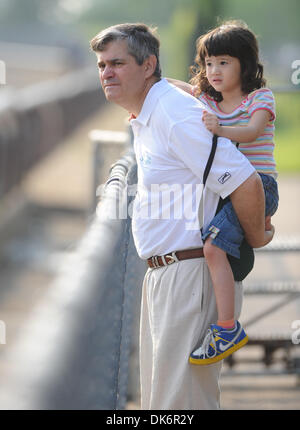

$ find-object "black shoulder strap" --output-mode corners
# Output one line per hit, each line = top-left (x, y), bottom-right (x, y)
(203, 134), (218, 186)
(202, 137), (241, 216)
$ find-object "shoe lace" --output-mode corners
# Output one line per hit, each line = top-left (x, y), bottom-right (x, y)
(202, 328), (217, 358)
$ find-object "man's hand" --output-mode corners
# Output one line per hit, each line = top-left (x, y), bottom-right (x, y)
(202, 111), (221, 135)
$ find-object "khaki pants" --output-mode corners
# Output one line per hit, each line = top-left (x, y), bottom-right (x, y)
(139, 257), (243, 410)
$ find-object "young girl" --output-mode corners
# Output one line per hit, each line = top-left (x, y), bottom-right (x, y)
(169, 20), (279, 365)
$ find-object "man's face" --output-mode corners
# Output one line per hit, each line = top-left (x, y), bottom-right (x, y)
(96, 39), (148, 110)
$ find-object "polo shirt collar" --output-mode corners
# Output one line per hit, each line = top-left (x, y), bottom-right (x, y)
(134, 78), (171, 126)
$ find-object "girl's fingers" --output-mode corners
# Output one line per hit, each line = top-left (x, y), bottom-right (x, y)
(265, 215), (272, 231)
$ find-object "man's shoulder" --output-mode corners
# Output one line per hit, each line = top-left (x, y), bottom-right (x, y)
(155, 80), (205, 125)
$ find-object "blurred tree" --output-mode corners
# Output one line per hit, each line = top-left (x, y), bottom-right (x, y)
(188, 0), (222, 76)
(160, 6), (198, 79)
(218, 0), (300, 46)
(217, 0), (300, 85)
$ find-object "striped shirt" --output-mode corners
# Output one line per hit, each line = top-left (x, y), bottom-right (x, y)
(198, 88), (277, 176)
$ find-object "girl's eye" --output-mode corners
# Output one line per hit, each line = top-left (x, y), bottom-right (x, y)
(220, 61), (227, 65)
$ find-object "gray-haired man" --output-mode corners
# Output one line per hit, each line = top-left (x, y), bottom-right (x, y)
(90, 23), (273, 410)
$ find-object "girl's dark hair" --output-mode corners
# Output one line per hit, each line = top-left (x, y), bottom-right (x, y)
(190, 20), (266, 101)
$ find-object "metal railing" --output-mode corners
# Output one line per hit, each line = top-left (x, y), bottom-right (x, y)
(224, 238), (300, 375)
(0, 141), (145, 409)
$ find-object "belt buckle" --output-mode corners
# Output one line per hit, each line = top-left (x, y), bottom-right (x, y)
(151, 256), (160, 268)
(165, 254), (176, 265)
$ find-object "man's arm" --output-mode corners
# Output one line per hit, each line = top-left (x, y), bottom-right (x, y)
(230, 172), (274, 248)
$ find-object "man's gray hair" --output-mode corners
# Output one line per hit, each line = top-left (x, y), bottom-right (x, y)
(90, 23), (161, 78)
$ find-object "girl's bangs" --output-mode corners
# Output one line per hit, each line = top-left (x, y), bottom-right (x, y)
(203, 32), (238, 58)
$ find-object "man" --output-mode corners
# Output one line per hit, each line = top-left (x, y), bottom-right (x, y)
(90, 23), (274, 410)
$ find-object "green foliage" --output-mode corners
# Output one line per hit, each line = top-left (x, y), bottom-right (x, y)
(218, 0), (300, 46)
(275, 129), (300, 173)
(160, 7), (198, 79)
(274, 92), (300, 173)
(275, 93), (300, 131)
(80, 0), (194, 38)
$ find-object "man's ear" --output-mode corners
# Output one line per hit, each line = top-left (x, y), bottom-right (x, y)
(144, 55), (157, 78)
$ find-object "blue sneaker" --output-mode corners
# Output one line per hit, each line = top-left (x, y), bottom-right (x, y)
(189, 321), (248, 365)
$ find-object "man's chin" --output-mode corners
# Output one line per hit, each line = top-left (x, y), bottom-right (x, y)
(104, 90), (119, 102)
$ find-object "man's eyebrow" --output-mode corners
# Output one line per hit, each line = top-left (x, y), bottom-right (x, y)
(97, 58), (125, 66)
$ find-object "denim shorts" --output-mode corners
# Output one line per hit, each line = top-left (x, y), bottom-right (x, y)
(202, 173), (279, 258)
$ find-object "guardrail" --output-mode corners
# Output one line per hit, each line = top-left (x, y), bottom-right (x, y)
(0, 143), (145, 409)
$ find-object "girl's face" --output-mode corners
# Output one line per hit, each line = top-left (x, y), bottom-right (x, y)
(205, 55), (242, 95)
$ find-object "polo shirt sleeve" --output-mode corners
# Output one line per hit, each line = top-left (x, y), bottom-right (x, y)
(247, 89), (276, 121)
(169, 114), (255, 199)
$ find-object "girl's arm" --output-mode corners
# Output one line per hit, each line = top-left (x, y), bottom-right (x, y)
(203, 109), (271, 142)
(166, 78), (193, 95)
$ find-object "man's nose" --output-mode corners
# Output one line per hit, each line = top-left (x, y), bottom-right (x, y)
(102, 65), (114, 79)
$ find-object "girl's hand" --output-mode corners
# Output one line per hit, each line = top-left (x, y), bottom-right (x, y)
(265, 215), (272, 231)
(202, 111), (221, 135)
(263, 216), (275, 246)
(263, 223), (275, 246)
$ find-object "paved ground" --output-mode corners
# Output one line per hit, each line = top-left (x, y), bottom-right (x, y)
(0, 102), (299, 410)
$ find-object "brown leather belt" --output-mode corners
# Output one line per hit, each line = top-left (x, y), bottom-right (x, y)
(147, 247), (204, 269)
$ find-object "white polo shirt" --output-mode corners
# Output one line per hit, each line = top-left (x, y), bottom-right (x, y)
(130, 78), (255, 260)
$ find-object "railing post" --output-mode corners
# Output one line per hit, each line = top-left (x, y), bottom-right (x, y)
(89, 129), (129, 214)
